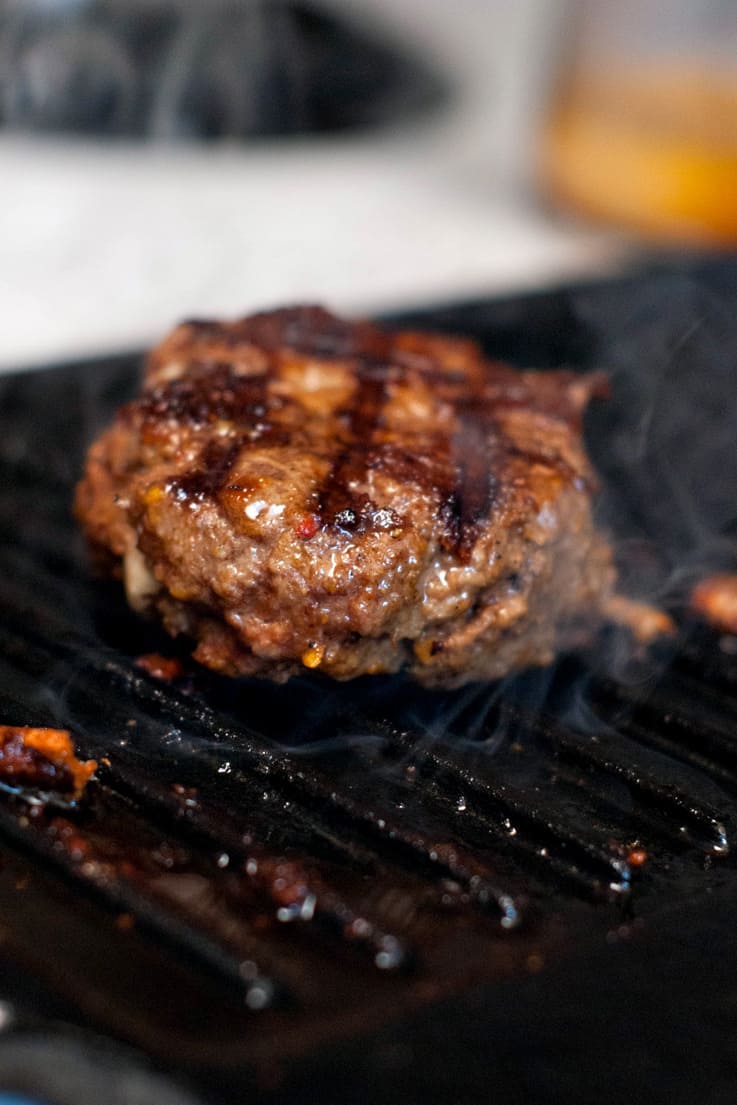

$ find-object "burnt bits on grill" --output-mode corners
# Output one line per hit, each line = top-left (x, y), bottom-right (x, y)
(75, 306), (615, 686)
(0, 727), (97, 799)
(691, 573), (737, 636)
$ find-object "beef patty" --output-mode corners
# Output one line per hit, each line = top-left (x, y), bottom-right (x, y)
(75, 306), (615, 686)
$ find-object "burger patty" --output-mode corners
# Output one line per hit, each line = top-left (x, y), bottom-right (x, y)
(75, 306), (615, 687)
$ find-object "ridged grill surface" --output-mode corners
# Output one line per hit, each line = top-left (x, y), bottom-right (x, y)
(1, 334), (737, 1077)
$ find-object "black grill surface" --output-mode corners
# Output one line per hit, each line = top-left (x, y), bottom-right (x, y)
(2, 261), (737, 1104)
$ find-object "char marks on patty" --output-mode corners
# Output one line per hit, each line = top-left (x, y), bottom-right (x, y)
(75, 306), (615, 686)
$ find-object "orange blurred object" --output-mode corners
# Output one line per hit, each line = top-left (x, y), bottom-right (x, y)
(540, 5), (737, 245)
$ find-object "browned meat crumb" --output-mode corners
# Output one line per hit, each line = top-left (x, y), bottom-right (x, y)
(75, 305), (616, 687)
(604, 595), (676, 644)
(0, 726), (97, 799)
(690, 573), (737, 635)
(135, 653), (185, 681)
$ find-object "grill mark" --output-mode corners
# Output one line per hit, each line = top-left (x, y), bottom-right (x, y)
(167, 439), (243, 504)
(138, 365), (273, 427)
(316, 360), (397, 533)
(139, 365), (298, 507)
(140, 313), (571, 553)
(439, 405), (498, 562)
(363, 424), (499, 562)
(312, 352), (499, 555)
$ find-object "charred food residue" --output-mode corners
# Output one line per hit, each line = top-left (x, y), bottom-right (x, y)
(0, 726), (97, 799)
(691, 573), (737, 636)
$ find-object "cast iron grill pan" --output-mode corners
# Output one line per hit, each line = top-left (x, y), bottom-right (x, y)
(1, 262), (737, 1103)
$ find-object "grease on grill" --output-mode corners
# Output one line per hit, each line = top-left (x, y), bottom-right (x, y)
(0, 726), (97, 799)
(243, 851), (411, 971)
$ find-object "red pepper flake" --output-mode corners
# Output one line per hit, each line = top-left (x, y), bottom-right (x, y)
(135, 653), (184, 681)
(628, 848), (648, 867)
(295, 513), (320, 540)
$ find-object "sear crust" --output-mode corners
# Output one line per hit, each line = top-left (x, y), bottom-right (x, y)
(75, 306), (615, 687)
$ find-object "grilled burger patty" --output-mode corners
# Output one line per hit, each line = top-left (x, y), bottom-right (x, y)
(75, 306), (615, 686)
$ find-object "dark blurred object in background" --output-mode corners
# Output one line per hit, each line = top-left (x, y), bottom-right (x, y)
(0, 0), (447, 140)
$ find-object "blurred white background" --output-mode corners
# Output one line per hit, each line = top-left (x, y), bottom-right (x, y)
(0, 0), (629, 370)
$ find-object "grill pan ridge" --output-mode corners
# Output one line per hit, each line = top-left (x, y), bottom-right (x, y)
(2, 264), (737, 1104)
